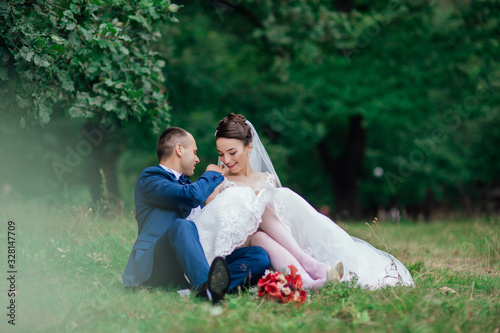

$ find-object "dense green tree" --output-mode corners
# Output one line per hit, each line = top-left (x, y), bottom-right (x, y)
(2, 0), (498, 218)
(0, 0), (179, 200)
(161, 0), (500, 219)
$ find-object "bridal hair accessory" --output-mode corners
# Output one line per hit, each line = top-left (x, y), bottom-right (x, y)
(214, 130), (218, 136)
(257, 265), (307, 305)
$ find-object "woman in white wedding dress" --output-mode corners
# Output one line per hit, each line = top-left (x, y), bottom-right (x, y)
(189, 113), (414, 290)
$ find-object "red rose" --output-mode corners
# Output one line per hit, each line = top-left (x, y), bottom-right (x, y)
(265, 282), (284, 300)
(286, 265), (303, 290)
(257, 273), (273, 288)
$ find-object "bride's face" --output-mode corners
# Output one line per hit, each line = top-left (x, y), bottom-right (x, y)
(216, 138), (252, 174)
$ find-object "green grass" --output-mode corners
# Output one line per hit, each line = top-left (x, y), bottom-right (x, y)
(1, 200), (499, 332)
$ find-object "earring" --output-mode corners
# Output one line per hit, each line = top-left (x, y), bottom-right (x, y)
(247, 152), (250, 157)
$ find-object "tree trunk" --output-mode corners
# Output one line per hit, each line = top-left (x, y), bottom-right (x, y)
(87, 148), (121, 203)
(424, 187), (434, 221)
(319, 114), (367, 219)
(333, 0), (354, 13)
(83, 122), (121, 203)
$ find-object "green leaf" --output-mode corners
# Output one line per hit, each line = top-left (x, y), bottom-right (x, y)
(168, 4), (180, 13)
(19, 46), (35, 62)
(0, 67), (7, 81)
(50, 44), (66, 55)
(33, 54), (50, 67)
(69, 3), (81, 14)
(51, 35), (65, 44)
(118, 34), (132, 42)
(118, 46), (130, 55)
(103, 99), (117, 111)
(16, 95), (31, 109)
(88, 96), (103, 106)
(104, 78), (115, 87)
(149, 7), (159, 20)
(36, 99), (52, 125)
(58, 72), (75, 92)
(139, 0), (154, 8)
(79, 27), (94, 42)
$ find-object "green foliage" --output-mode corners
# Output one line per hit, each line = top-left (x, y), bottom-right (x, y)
(160, 0), (500, 213)
(2, 0), (499, 215)
(0, 0), (179, 131)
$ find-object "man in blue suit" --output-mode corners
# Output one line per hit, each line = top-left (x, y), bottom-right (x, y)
(122, 127), (270, 303)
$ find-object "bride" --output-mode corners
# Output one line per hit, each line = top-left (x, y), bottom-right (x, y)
(189, 113), (414, 290)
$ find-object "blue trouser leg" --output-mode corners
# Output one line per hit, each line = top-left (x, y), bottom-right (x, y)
(225, 246), (270, 292)
(167, 219), (210, 290)
(146, 233), (190, 289)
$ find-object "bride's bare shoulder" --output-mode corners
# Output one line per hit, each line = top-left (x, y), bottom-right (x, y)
(254, 172), (269, 181)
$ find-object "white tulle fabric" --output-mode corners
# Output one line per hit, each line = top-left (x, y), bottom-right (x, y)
(190, 172), (414, 290)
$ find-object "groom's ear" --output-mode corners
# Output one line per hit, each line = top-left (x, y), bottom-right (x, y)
(174, 143), (184, 157)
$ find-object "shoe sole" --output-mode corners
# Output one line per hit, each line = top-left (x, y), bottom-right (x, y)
(207, 257), (230, 303)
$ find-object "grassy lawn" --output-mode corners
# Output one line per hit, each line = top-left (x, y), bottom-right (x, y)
(1, 200), (499, 332)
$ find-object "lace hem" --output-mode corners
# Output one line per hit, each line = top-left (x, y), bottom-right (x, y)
(206, 186), (273, 262)
(209, 174), (291, 256)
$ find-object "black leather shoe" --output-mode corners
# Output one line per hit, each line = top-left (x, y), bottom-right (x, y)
(207, 256), (230, 304)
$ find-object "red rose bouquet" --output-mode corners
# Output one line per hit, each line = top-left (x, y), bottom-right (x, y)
(257, 265), (307, 304)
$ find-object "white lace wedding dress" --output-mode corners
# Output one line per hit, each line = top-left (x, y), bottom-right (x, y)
(190, 172), (414, 290)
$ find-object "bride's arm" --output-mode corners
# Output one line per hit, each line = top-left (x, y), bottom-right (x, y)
(205, 186), (221, 205)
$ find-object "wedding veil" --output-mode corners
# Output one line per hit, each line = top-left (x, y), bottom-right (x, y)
(217, 120), (282, 187)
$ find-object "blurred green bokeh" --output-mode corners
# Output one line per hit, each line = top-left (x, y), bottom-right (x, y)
(1, 0), (499, 220)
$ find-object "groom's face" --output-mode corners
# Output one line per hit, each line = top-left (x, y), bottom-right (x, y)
(179, 133), (200, 177)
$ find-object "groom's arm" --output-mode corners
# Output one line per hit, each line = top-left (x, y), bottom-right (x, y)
(138, 169), (224, 210)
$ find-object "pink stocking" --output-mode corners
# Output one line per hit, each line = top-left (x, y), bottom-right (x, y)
(258, 206), (329, 280)
(251, 231), (325, 290)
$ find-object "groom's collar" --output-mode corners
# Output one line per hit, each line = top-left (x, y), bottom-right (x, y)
(159, 164), (182, 180)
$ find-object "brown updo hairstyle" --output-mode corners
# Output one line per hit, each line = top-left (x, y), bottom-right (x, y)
(215, 113), (253, 146)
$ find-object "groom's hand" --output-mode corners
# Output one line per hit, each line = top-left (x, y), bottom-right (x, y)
(206, 164), (225, 174)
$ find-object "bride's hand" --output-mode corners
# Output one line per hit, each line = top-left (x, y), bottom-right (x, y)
(206, 164), (226, 174)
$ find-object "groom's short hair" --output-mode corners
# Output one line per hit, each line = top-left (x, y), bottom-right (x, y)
(157, 127), (190, 161)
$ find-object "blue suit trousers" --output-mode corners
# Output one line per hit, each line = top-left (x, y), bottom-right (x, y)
(144, 218), (270, 292)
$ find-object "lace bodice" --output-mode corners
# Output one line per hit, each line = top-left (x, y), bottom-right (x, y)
(219, 172), (276, 192)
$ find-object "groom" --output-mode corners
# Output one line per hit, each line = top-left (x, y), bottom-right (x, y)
(122, 127), (270, 303)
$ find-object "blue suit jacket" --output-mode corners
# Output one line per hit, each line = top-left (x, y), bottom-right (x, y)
(122, 165), (224, 287)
